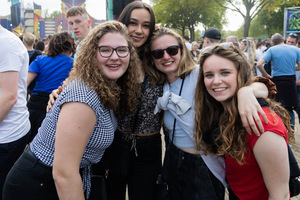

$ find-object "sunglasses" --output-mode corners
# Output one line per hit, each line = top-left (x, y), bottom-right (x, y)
(289, 33), (298, 37)
(151, 45), (181, 59)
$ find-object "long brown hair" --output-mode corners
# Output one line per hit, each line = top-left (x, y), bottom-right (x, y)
(194, 44), (293, 164)
(64, 21), (141, 116)
(118, 1), (156, 60)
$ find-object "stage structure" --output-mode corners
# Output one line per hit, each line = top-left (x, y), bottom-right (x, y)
(0, 0), (105, 39)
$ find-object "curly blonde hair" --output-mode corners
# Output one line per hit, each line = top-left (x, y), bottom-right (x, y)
(194, 44), (293, 165)
(64, 21), (141, 116)
(144, 27), (195, 85)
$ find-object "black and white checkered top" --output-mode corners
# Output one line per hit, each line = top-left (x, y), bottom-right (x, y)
(30, 79), (117, 198)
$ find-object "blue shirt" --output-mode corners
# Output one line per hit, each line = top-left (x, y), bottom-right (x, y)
(262, 44), (300, 77)
(29, 54), (74, 93)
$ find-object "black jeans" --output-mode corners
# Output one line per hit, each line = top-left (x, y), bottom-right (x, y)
(106, 132), (162, 200)
(164, 143), (225, 200)
(2, 147), (59, 200)
(27, 94), (49, 142)
(0, 132), (30, 200)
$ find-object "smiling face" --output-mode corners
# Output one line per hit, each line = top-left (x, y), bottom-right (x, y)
(151, 34), (181, 83)
(127, 8), (151, 48)
(96, 32), (130, 81)
(203, 55), (238, 106)
(67, 14), (91, 41)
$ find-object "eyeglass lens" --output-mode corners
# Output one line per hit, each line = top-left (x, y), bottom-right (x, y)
(99, 46), (129, 58)
(151, 45), (180, 59)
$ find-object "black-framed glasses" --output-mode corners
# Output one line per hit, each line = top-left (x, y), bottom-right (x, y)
(151, 45), (181, 59)
(289, 33), (298, 37)
(98, 46), (130, 58)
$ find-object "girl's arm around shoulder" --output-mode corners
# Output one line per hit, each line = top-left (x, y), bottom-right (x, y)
(253, 131), (290, 200)
(52, 101), (97, 200)
(237, 82), (268, 135)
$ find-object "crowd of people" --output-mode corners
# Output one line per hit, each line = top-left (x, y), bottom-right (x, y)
(0, 1), (300, 200)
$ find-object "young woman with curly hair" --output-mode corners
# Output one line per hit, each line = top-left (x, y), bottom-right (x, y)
(195, 43), (292, 199)
(2, 21), (141, 200)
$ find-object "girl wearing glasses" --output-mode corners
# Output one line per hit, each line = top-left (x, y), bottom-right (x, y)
(2, 21), (141, 200)
(47, 2), (162, 199)
(146, 28), (270, 199)
(195, 44), (291, 199)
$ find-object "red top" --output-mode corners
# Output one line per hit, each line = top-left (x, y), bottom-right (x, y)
(225, 107), (288, 200)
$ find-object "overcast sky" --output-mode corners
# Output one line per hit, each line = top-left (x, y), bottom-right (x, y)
(0, 0), (243, 31)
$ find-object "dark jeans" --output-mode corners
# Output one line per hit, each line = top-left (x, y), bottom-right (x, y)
(106, 132), (162, 200)
(27, 94), (49, 142)
(0, 131), (30, 200)
(2, 147), (59, 200)
(164, 143), (225, 200)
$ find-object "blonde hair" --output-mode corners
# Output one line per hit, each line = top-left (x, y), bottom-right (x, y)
(144, 27), (195, 85)
(64, 21), (141, 116)
(23, 32), (35, 46)
(194, 44), (293, 164)
(66, 6), (89, 20)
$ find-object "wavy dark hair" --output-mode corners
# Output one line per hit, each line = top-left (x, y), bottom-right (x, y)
(194, 44), (293, 164)
(118, 1), (156, 60)
(46, 32), (76, 57)
(64, 21), (141, 117)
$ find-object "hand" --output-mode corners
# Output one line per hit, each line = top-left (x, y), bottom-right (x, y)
(46, 86), (63, 112)
(237, 86), (268, 136)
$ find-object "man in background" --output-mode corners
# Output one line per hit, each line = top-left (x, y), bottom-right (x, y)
(201, 27), (222, 49)
(257, 33), (300, 137)
(66, 6), (92, 60)
(23, 32), (43, 100)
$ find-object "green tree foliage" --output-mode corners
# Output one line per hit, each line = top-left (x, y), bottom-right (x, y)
(214, 0), (274, 37)
(152, 0), (226, 41)
(249, 0), (299, 38)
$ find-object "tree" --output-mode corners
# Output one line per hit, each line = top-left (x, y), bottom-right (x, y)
(152, 0), (226, 41)
(214, 0), (274, 37)
(249, 0), (300, 38)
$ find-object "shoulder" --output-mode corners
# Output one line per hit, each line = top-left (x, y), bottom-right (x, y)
(248, 107), (287, 148)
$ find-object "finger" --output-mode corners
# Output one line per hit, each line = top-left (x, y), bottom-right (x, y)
(253, 113), (264, 134)
(241, 113), (252, 135)
(247, 116), (260, 136)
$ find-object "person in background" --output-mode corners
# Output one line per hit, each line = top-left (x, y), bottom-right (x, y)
(3, 20), (141, 200)
(22, 32), (43, 100)
(201, 27), (222, 49)
(257, 33), (300, 138)
(26, 32), (76, 142)
(35, 40), (45, 52)
(286, 33), (299, 46)
(190, 41), (200, 64)
(66, 6), (92, 60)
(183, 36), (192, 51)
(226, 35), (239, 49)
(0, 25), (31, 200)
(147, 28), (269, 200)
(286, 33), (300, 126)
(195, 43), (291, 199)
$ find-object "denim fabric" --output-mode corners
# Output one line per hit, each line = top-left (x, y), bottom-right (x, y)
(2, 148), (59, 200)
(0, 132), (30, 200)
(164, 143), (225, 200)
(107, 133), (162, 200)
